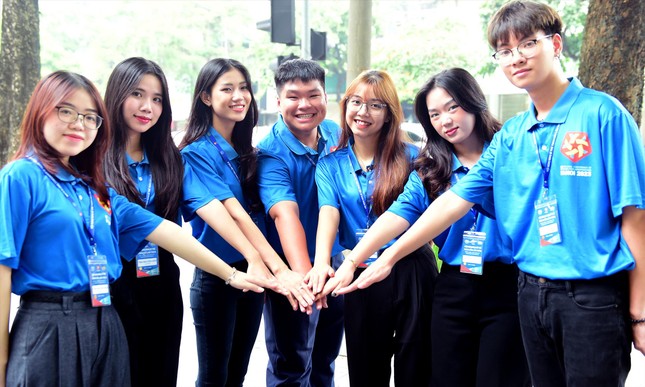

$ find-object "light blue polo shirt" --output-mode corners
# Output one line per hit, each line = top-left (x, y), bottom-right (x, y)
(257, 116), (343, 260)
(181, 127), (265, 264)
(388, 148), (512, 266)
(0, 157), (162, 295)
(316, 141), (418, 253)
(452, 78), (645, 279)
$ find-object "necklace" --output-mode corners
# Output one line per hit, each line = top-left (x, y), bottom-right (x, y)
(352, 145), (374, 172)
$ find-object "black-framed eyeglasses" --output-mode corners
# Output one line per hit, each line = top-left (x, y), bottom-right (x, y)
(492, 35), (553, 65)
(56, 106), (103, 130)
(345, 97), (388, 115)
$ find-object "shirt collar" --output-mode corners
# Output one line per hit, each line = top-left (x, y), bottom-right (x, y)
(208, 127), (239, 160)
(275, 115), (321, 156)
(125, 150), (149, 166)
(526, 77), (582, 129)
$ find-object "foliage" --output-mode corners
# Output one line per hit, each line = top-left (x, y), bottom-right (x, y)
(478, 0), (589, 75)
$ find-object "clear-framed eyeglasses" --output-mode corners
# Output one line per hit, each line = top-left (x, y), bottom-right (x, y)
(345, 97), (388, 115)
(492, 35), (553, 65)
(56, 106), (103, 130)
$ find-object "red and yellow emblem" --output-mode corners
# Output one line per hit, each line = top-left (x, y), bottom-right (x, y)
(560, 132), (592, 162)
(94, 194), (112, 215)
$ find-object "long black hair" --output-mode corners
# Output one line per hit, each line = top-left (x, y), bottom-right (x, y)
(179, 58), (262, 212)
(413, 68), (500, 199)
(103, 57), (183, 220)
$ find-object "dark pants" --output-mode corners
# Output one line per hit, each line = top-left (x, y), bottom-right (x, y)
(190, 259), (264, 387)
(264, 253), (345, 387)
(112, 248), (183, 387)
(8, 291), (130, 387)
(344, 245), (437, 387)
(517, 270), (632, 387)
(432, 262), (530, 387)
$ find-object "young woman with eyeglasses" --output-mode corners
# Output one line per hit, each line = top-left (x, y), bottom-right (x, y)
(0, 70), (270, 386)
(325, 68), (530, 387)
(312, 69), (437, 386)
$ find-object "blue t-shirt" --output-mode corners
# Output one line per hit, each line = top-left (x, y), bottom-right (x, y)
(181, 127), (266, 264)
(257, 116), (343, 260)
(316, 141), (418, 255)
(0, 157), (162, 295)
(388, 149), (512, 266)
(451, 78), (645, 279)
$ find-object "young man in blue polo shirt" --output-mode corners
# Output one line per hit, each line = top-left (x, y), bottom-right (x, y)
(257, 58), (344, 386)
(340, 1), (645, 386)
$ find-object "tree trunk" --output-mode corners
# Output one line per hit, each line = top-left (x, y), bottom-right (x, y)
(578, 0), (644, 129)
(0, 0), (40, 166)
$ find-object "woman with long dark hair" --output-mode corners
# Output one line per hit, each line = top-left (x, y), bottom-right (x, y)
(179, 58), (306, 386)
(313, 70), (437, 386)
(0, 70), (266, 386)
(327, 68), (530, 387)
(104, 57), (290, 387)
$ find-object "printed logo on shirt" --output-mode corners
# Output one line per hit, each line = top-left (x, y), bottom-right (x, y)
(329, 146), (338, 153)
(94, 194), (112, 215)
(560, 132), (592, 162)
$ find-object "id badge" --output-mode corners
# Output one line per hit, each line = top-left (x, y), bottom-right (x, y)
(461, 231), (485, 275)
(88, 255), (111, 307)
(136, 242), (160, 277)
(534, 194), (562, 246)
(355, 228), (378, 266)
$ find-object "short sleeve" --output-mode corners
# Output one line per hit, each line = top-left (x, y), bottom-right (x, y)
(257, 151), (297, 213)
(315, 156), (341, 209)
(387, 171), (430, 225)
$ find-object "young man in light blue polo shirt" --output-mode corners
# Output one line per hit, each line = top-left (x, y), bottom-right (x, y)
(340, 1), (645, 386)
(257, 58), (344, 387)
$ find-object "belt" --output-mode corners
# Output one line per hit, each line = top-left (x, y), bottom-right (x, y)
(21, 290), (91, 303)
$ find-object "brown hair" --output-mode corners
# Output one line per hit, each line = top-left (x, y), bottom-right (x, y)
(339, 70), (412, 216)
(12, 71), (111, 202)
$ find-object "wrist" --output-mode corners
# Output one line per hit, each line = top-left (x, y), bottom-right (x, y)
(344, 257), (359, 269)
(224, 268), (237, 286)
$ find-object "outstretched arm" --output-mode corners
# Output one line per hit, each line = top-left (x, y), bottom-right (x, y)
(320, 211), (409, 298)
(623, 206), (645, 355)
(220, 197), (309, 310)
(339, 191), (473, 293)
(146, 220), (267, 293)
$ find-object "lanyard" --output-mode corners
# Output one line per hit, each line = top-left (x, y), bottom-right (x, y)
(142, 170), (153, 207)
(454, 166), (478, 230)
(347, 154), (374, 227)
(208, 134), (240, 182)
(531, 124), (560, 195)
(28, 157), (98, 254)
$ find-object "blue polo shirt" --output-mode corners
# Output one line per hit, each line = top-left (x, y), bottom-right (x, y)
(257, 116), (343, 260)
(316, 141), (418, 254)
(126, 151), (212, 224)
(181, 127), (265, 264)
(388, 148), (512, 266)
(0, 157), (162, 295)
(451, 78), (645, 279)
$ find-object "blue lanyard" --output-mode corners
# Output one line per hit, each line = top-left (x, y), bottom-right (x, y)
(347, 154), (374, 227)
(142, 170), (153, 207)
(28, 157), (98, 255)
(454, 166), (478, 230)
(208, 134), (240, 182)
(531, 124), (560, 195)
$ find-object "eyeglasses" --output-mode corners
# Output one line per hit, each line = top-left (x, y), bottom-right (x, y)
(56, 106), (103, 130)
(492, 35), (553, 65)
(345, 98), (388, 115)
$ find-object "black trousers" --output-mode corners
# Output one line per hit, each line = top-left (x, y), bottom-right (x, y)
(431, 262), (530, 387)
(112, 248), (183, 387)
(8, 292), (130, 387)
(344, 244), (437, 387)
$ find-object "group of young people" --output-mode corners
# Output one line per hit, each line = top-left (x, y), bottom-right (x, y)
(0, 1), (643, 387)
